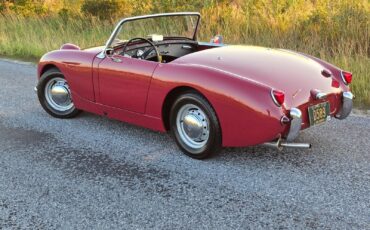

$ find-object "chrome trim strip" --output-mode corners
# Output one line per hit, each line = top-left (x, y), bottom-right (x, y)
(311, 89), (327, 100)
(316, 92), (327, 100)
(96, 52), (105, 59)
(98, 12), (201, 59)
(286, 108), (302, 142)
(343, 91), (354, 100)
(280, 115), (290, 125)
(270, 89), (281, 107)
(335, 91), (353, 120)
(340, 71), (349, 85)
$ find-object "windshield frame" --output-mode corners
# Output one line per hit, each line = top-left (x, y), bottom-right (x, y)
(104, 12), (200, 50)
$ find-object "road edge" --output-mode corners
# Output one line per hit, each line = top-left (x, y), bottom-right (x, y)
(0, 57), (37, 67)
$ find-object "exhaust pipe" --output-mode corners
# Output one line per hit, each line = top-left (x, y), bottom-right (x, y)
(263, 138), (311, 150)
(280, 142), (311, 149)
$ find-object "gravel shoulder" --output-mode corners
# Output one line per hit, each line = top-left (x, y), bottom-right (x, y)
(0, 59), (369, 229)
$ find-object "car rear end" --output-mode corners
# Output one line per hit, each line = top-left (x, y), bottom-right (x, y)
(173, 45), (354, 148)
(272, 70), (353, 145)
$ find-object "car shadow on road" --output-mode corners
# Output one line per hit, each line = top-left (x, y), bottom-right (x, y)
(33, 111), (347, 173)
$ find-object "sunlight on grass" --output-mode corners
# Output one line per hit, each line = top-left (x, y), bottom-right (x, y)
(0, 0), (368, 107)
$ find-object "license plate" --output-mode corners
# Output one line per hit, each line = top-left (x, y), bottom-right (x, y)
(308, 102), (330, 126)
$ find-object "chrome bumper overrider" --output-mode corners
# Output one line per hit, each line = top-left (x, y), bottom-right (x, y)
(335, 91), (353, 120)
(286, 108), (302, 142)
(263, 107), (307, 150)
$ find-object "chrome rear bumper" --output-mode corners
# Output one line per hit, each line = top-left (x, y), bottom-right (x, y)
(286, 91), (353, 141)
(335, 91), (353, 120)
(264, 91), (353, 150)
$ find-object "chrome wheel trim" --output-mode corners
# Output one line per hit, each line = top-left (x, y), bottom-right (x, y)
(44, 77), (74, 112)
(176, 104), (210, 150)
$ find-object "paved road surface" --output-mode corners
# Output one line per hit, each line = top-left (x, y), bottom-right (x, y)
(0, 59), (369, 229)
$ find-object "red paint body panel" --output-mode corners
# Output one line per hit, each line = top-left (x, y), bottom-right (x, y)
(146, 62), (285, 146)
(97, 56), (158, 113)
(72, 93), (164, 131)
(174, 46), (348, 108)
(38, 44), (350, 147)
(38, 49), (101, 102)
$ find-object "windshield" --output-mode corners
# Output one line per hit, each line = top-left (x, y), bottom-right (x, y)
(110, 13), (200, 47)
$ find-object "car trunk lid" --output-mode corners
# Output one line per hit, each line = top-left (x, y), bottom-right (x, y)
(175, 45), (342, 109)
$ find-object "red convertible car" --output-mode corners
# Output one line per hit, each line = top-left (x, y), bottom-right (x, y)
(36, 12), (353, 159)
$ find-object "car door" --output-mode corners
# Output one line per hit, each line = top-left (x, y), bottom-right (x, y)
(98, 55), (159, 113)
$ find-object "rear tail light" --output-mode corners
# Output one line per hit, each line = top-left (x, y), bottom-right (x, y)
(341, 71), (352, 85)
(271, 89), (285, 107)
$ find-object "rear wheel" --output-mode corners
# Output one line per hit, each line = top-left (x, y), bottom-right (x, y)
(170, 92), (221, 159)
(37, 68), (81, 118)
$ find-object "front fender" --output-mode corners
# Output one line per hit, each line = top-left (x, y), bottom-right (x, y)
(38, 50), (96, 102)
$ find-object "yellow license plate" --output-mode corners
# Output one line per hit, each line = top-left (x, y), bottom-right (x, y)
(308, 102), (330, 126)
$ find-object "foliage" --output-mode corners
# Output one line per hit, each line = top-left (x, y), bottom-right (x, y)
(0, 0), (368, 107)
(80, 0), (132, 21)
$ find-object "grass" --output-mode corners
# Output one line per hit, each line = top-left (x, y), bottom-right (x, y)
(0, 14), (111, 59)
(0, 0), (369, 108)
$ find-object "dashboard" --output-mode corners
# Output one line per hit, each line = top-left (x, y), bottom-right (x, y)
(114, 40), (198, 63)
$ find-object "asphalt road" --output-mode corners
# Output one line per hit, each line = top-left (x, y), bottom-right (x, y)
(0, 59), (369, 229)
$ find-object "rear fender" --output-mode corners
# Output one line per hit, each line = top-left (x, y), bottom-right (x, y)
(282, 50), (350, 91)
(146, 63), (286, 147)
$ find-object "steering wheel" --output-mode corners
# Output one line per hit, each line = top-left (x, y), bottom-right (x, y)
(121, 37), (161, 62)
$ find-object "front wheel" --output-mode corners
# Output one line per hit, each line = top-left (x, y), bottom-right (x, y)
(170, 92), (221, 159)
(37, 68), (81, 118)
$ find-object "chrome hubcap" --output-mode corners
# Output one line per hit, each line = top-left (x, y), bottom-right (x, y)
(44, 77), (74, 111)
(176, 104), (210, 150)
